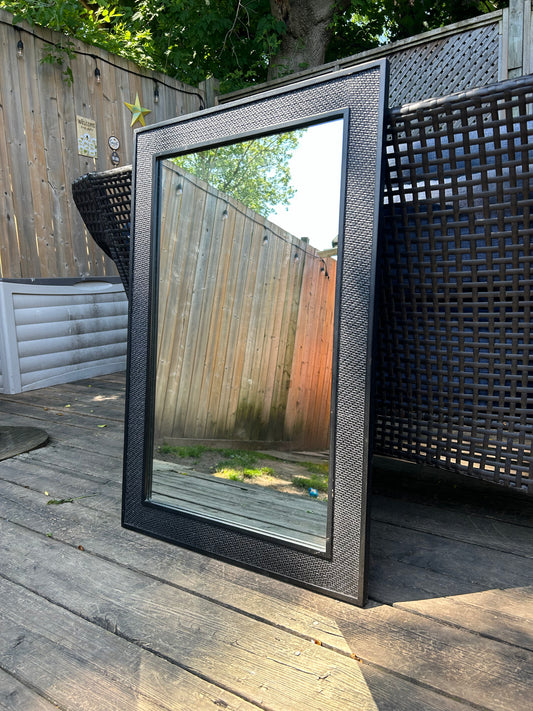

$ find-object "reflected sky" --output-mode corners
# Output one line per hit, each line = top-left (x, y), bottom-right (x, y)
(270, 119), (344, 251)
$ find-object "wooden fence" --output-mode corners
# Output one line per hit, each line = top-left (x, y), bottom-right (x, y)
(0, 9), (204, 280)
(3, 4), (532, 281)
(155, 162), (337, 449)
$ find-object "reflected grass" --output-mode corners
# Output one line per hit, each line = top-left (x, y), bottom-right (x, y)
(217, 465), (276, 481)
(156, 443), (328, 498)
(158, 443), (208, 459)
(292, 473), (329, 492)
(213, 449), (275, 482)
(302, 461), (329, 476)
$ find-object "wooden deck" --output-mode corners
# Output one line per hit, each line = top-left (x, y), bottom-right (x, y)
(0, 373), (531, 710)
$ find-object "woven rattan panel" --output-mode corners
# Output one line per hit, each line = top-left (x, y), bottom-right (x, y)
(388, 21), (499, 107)
(375, 75), (533, 494)
(72, 166), (132, 295)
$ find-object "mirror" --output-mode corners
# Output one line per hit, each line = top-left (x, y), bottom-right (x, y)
(123, 62), (388, 606)
(150, 118), (344, 552)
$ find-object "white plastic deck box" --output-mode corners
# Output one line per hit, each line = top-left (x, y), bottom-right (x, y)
(0, 278), (128, 394)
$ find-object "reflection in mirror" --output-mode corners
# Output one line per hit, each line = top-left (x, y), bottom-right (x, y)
(150, 118), (345, 552)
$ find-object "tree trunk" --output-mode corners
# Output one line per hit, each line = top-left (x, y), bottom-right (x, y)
(268, 0), (347, 80)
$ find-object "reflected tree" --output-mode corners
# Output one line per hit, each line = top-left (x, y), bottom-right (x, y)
(172, 129), (304, 217)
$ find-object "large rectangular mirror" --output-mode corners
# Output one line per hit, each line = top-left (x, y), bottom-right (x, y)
(123, 62), (387, 606)
(152, 115), (344, 553)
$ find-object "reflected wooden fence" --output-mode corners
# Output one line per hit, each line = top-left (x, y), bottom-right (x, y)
(155, 162), (337, 449)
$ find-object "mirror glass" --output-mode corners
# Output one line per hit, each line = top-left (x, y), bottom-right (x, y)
(149, 117), (345, 552)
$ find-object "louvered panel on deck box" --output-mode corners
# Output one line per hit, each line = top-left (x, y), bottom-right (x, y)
(0, 278), (128, 394)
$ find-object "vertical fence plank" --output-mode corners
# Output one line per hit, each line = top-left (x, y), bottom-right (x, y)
(523, 0), (532, 75)
(0, 25), (22, 277)
(156, 168), (207, 437)
(0, 8), (205, 279)
(508, 0), (525, 76)
(201, 199), (239, 438)
(219, 203), (258, 436)
(1, 27), (41, 277)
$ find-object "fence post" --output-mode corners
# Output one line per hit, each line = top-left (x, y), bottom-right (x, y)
(523, 0), (532, 74)
(504, 0), (531, 78)
(199, 77), (220, 108)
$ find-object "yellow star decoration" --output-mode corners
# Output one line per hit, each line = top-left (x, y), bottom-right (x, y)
(124, 93), (151, 127)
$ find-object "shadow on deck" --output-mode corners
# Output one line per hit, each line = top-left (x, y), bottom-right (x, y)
(0, 373), (531, 710)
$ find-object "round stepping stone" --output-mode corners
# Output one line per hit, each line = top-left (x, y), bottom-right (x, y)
(0, 426), (49, 462)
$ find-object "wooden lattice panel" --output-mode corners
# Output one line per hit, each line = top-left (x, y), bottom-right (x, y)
(389, 22), (500, 107)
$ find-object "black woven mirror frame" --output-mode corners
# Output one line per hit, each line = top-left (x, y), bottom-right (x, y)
(122, 62), (388, 606)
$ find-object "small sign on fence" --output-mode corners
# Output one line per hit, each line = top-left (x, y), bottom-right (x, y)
(76, 116), (97, 158)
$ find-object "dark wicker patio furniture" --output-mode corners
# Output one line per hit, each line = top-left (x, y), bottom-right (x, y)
(72, 165), (132, 295)
(375, 74), (533, 494)
(71, 74), (532, 494)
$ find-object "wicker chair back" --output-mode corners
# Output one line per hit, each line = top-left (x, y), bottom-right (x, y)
(72, 165), (132, 295)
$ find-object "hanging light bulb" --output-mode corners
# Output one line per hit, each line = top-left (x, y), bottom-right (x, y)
(16, 39), (24, 58)
(92, 55), (101, 84)
(222, 207), (229, 220)
(154, 83), (160, 104)
(176, 182), (183, 195)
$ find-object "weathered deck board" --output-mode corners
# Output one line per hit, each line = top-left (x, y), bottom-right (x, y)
(0, 373), (531, 711)
(1, 476), (530, 709)
(0, 519), (477, 711)
(0, 668), (58, 711)
(0, 578), (257, 711)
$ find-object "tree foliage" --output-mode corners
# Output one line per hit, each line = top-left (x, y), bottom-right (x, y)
(325, 1), (507, 67)
(131, 0), (284, 90)
(173, 130), (303, 216)
(1, 0), (154, 72)
(0, 0), (507, 91)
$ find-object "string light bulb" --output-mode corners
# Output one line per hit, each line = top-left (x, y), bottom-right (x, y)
(16, 39), (24, 57)
(154, 82), (160, 104)
(91, 55), (101, 84)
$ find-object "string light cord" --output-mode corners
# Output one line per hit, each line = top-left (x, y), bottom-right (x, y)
(1, 19), (205, 109)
